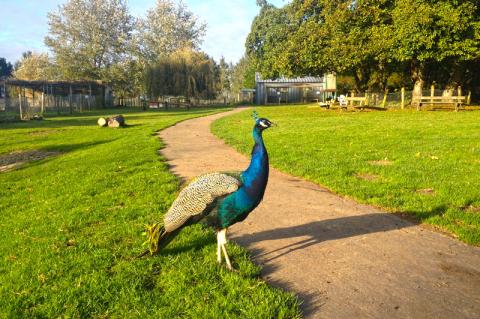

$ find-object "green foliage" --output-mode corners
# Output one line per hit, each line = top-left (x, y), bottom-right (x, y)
(245, 3), (291, 79)
(145, 48), (219, 99)
(212, 107), (480, 245)
(13, 52), (56, 81)
(136, 0), (206, 62)
(0, 109), (300, 318)
(0, 57), (13, 77)
(244, 0), (480, 93)
(230, 56), (256, 94)
(45, 0), (135, 85)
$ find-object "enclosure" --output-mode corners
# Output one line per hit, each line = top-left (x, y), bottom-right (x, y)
(0, 79), (111, 120)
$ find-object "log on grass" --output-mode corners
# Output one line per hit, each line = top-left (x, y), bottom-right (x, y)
(107, 115), (126, 128)
(97, 117), (108, 127)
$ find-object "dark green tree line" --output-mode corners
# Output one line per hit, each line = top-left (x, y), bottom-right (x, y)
(245, 0), (480, 96)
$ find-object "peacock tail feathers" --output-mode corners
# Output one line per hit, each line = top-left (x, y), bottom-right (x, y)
(142, 223), (165, 255)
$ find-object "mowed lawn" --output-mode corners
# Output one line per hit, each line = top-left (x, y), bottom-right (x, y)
(212, 106), (480, 245)
(0, 109), (300, 318)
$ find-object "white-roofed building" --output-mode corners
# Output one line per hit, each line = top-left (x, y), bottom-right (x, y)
(255, 73), (336, 105)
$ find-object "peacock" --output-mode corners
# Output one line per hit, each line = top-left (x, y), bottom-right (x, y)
(140, 111), (274, 270)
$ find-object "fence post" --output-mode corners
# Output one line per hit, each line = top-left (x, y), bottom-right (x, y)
(457, 86), (462, 97)
(430, 84), (434, 106)
(382, 89), (388, 108)
(41, 91), (45, 115)
(18, 94), (23, 120)
(69, 85), (73, 114)
(4, 81), (8, 110)
(401, 87), (405, 109)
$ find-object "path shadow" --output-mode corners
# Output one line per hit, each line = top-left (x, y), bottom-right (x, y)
(231, 212), (412, 317)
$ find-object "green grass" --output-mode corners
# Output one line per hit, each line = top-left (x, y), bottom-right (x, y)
(212, 106), (480, 245)
(0, 108), (300, 318)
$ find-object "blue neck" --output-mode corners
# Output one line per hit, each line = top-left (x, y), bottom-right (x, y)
(242, 127), (269, 188)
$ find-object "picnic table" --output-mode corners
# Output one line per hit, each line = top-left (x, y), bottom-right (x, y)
(412, 96), (466, 111)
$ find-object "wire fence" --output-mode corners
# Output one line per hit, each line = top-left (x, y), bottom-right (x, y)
(113, 96), (229, 109)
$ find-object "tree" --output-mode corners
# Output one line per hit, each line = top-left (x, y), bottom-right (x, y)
(245, 2), (291, 79)
(136, 0), (206, 62)
(390, 0), (480, 95)
(0, 58), (13, 77)
(145, 48), (219, 100)
(218, 57), (232, 100)
(230, 55), (256, 95)
(44, 0), (135, 85)
(13, 52), (56, 81)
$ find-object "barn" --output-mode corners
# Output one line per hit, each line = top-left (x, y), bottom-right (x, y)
(255, 73), (336, 105)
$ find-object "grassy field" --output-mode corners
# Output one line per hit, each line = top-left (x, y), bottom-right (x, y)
(212, 106), (480, 245)
(0, 108), (300, 318)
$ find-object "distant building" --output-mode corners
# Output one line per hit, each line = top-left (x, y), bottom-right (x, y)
(255, 73), (336, 105)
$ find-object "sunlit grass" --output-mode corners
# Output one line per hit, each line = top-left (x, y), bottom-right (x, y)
(212, 106), (480, 245)
(0, 108), (300, 318)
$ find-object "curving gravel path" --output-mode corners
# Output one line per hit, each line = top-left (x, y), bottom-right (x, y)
(159, 108), (480, 319)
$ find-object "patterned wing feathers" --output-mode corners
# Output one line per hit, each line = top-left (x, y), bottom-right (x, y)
(163, 173), (240, 231)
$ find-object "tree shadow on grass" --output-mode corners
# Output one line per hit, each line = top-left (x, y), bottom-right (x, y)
(3, 139), (119, 173)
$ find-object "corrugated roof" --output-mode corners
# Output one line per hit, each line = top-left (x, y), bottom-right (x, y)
(257, 76), (324, 83)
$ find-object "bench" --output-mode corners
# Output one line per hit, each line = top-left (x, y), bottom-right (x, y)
(345, 96), (368, 109)
(412, 96), (466, 112)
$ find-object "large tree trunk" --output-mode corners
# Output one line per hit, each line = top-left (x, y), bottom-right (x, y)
(353, 67), (370, 93)
(411, 58), (425, 98)
(443, 61), (465, 96)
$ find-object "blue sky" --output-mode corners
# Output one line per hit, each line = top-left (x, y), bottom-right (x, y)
(0, 0), (290, 64)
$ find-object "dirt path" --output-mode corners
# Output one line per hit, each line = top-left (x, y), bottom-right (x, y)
(159, 108), (480, 319)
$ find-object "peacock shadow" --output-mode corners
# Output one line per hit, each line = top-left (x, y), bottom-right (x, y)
(231, 213), (412, 263)
(230, 212), (414, 317)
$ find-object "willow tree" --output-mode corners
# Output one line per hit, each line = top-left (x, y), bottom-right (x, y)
(145, 48), (219, 100)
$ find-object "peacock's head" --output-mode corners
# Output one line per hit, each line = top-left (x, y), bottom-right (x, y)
(255, 118), (275, 131)
(252, 110), (275, 131)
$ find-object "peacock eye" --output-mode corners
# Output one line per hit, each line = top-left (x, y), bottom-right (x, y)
(259, 120), (268, 128)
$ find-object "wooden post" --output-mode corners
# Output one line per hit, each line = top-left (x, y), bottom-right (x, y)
(88, 85), (92, 110)
(401, 87), (405, 110)
(467, 91), (471, 105)
(18, 94), (23, 119)
(69, 85), (73, 114)
(457, 86), (462, 97)
(350, 91), (355, 107)
(41, 91), (45, 115)
(430, 84), (434, 107)
(32, 89), (35, 113)
(4, 81), (8, 110)
(364, 92), (368, 107)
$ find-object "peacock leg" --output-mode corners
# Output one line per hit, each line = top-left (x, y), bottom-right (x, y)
(216, 231), (222, 264)
(221, 243), (233, 270)
(218, 228), (233, 270)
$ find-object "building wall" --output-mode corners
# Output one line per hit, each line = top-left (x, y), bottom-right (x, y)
(255, 73), (336, 105)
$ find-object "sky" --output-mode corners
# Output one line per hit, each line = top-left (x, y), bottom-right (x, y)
(0, 0), (290, 65)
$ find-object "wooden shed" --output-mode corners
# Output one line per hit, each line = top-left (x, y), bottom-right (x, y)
(255, 73), (336, 105)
